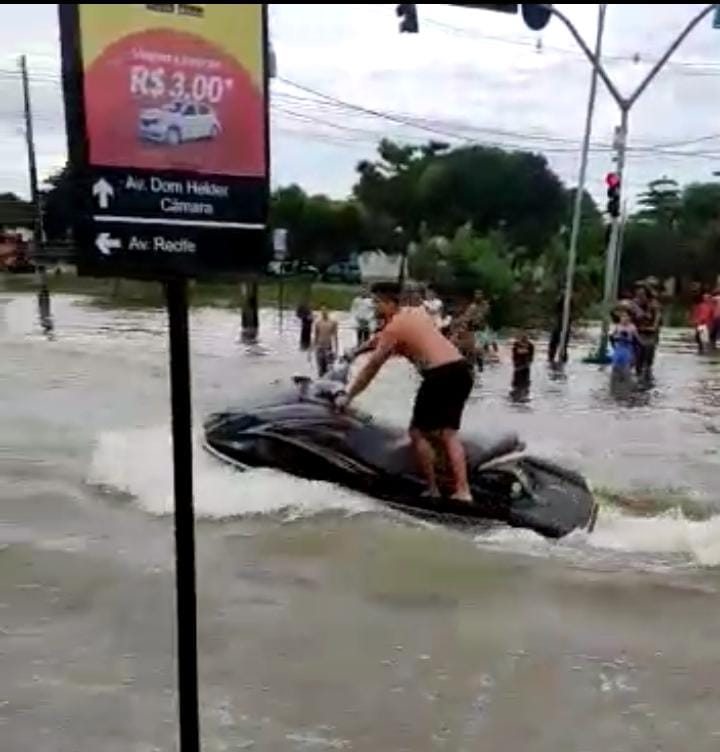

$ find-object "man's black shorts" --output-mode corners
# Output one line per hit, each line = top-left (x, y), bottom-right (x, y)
(411, 359), (473, 432)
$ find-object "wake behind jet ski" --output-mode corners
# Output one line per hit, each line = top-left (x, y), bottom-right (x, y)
(203, 355), (598, 539)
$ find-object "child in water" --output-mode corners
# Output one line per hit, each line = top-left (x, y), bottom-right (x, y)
(610, 309), (638, 374)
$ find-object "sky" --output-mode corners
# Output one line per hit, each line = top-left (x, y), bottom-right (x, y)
(2, 4), (720, 210)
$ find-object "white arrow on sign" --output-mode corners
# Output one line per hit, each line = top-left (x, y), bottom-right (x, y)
(92, 178), (114, 209)
(96, 232), (121, 256)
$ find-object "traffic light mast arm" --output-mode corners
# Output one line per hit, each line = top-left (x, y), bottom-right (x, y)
(538, 4), (623, 107)
(541, 3), (716, 110)
(626, 3), (716, 108)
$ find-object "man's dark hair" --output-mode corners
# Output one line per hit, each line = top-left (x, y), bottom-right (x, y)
(371, 281), (402, 305)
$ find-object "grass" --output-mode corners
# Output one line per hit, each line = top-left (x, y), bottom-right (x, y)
(0, 271), (360, 312)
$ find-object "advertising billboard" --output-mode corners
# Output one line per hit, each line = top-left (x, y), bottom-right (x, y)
(60, 4), (269, 278)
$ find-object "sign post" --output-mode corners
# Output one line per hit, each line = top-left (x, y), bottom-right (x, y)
(59, 6), (270, 751)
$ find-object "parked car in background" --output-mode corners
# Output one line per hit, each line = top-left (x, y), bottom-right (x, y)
(266, 259), (319, 278)
(138, 100), (221, 145)
(322, 260), (361, 284)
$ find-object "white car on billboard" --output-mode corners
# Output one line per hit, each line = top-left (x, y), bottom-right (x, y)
(138, 100), (221, 145)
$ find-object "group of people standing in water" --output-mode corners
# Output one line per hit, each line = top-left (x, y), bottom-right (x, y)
(299, 285), (532, 398)
(609, 281), (663, 382)
(350, 285), (501, 374)
(296, 276), (720, 397)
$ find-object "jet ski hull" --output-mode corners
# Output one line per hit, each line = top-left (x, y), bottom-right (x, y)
(203, 398), (597, 539)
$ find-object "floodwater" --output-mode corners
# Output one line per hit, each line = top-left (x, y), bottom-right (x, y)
(1, 292), (720, 752)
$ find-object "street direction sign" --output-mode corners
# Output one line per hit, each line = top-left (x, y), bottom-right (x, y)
(59, 4), (270, 279)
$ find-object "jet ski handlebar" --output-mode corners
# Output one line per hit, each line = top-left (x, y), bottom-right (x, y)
(292, 352), (352, 404)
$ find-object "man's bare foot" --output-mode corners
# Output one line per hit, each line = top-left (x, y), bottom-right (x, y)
(450, 492), (473, 504)
(420, 487), (441, 499)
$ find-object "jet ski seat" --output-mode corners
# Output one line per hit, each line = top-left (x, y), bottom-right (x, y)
(350, 421), (523, 474)
(465, 429), (525, 467)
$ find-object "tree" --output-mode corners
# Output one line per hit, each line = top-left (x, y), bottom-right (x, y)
(620, 220), (684, 290)
(620, 177), (720, 292)
(634, 176), (681, 227)
(680, 182), (720, 234)
(353, 139), (443, 248)
(563, 186), (605, 267)
(270, 185), (364, 268)
(41, 164), (75, 241)
(413, 145), (567, 256)
(0, 193), (33, 229)
(409, 225), (515, 324)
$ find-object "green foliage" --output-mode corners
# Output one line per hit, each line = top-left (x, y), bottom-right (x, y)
(622, 178), (720, 291)
(409, 225), (515, 325)
(634, 177), (681, 227)
(270, 184), (364, 268)
(0, 193), (33, 229)
(415, 146), (566, 255)
(681, 182), (720, 233)
(41, 165), (75, 241)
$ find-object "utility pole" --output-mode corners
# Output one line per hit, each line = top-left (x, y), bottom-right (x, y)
(595, 109), (627, 360)
(543, 4), (717, 363)
(20, 55), (53, 337)
(558, 3), (606, 363)
(612, 198), (629, 303)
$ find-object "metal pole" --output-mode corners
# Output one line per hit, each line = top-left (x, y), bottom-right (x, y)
(594, 107), (628, 362)
(558, 3), (605, 362)
(164, 278), (201, 752)
(626, 4), (716, 107)
(546, 4), (716, 109)
(20, 55), (53, 336)
(544, 4), (624, 107)
(612, 199), (628, 300)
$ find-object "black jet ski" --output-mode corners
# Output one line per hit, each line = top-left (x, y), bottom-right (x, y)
(203, 359), (598, 539)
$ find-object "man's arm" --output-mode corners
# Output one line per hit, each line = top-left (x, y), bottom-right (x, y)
(348, 331), (380, 360)
(332, 321), (339, 353)
(344, 341), (393, 403)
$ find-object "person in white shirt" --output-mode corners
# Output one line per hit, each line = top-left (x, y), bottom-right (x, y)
(350, 288), (374, 346)
(423, 287), (444, 328)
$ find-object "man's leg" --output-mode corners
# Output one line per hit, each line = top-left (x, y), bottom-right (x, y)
(560, 328), (570, 363)
(645, 343), (657, 376)
(548, 327), (560, 362)
(635, 343), (645, 377)
(316, 348), (328, 377)
(409, 428), (439, 496)
(440, 429), (472, 502)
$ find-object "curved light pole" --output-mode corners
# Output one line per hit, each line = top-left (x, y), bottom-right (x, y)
(543, 3), (717, 362)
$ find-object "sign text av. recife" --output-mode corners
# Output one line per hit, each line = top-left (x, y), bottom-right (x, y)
(60, 4), (269, 278)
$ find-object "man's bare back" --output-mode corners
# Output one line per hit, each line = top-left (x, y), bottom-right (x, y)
(376, 306), (462, 370)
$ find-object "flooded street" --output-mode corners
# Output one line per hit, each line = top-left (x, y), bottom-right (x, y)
(2, 292), (720, 751)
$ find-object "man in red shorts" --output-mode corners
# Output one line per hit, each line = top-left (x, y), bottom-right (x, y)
(337, 282), (474, 502)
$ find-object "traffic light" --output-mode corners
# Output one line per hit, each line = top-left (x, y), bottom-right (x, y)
(606, 172), (621, 218)
(396, 4), (419, 33)
(449, 4), (552, 31)
(521, 4), (552, 31)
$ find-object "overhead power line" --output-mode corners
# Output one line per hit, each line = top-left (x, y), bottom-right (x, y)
(423, 16), (720, 75)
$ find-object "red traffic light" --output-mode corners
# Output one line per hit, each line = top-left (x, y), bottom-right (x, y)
(605, 172), (620, 189)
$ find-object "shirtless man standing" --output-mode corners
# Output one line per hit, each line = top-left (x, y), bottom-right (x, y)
(337, 282), (474, 502)
(313, 307), (339, 378)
